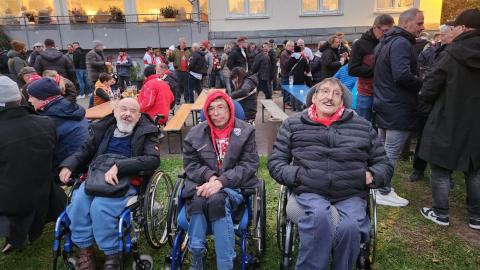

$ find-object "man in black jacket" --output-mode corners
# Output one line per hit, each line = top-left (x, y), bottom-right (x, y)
(251, 42), (271, 99)
(0, 76), (66, 253)
(72, 42), (90, 98)
(320, 35), (348, 81)
(227, 36), (248, 72)
(373, 8), (424, 207)
(268, 78), (392, 269)
(418, 9), (480, 230)
(58, 98), (160, 269)
(186, 43), (207, 103)
(33, 39), (76, 83)
(348, 14), (394, 122)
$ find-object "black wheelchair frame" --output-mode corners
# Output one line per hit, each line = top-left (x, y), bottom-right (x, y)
(276, 186), (378, 270)
(51, 170), (173, 270)
(163, 172), (266, 270)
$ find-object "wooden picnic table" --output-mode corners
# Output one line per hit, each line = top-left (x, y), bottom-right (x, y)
(85, 101), (113, 120)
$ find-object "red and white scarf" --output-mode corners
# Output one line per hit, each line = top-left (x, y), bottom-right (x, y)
(307, 104), (345, 127)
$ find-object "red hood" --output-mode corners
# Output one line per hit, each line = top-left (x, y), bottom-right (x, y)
(203, 90), (235, 134)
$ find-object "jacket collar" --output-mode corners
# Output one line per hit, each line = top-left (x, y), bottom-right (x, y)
(300, 108), (354, 126)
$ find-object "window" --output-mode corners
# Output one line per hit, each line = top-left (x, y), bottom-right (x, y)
(301, 0), (341, 15)
(376, 0), (414, 11)
(1, 0), (56, 23)
(228, 0), (266, 17)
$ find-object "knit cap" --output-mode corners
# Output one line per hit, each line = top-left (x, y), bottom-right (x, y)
(0, 76), (22, 106)
(27, 77), (61, 100)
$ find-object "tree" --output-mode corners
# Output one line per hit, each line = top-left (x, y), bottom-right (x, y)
(441, 0), (480, 23)
(0, 26), (11, 50)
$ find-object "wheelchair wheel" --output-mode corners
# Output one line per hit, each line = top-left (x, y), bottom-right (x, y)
(143, 170), (173, 249)
(132, 254), (153, 270)
(253, 179), (266, 257)
(370, 189), (378, 265)
(276, 185), (288, 253)
(280, 221), (296, 270)
(167, 177), (184, 247)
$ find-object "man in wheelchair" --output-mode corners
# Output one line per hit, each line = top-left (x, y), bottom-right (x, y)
(268, 78), (393, 269)
(182, 90), (259, 269)
(57, 97), (160, 270)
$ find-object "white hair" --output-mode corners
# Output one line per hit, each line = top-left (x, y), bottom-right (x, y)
(191, 43), (200, 50)
(439, 24), (451, 33)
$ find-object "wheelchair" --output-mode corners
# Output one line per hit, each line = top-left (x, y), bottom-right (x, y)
(276, 186), (378, 270)
(52, 170), (173, 270)
(164, 172), (266, 270)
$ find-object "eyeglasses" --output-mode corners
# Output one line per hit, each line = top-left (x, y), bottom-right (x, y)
(316, 88), (343, 98)
(207, 105), (228, 115)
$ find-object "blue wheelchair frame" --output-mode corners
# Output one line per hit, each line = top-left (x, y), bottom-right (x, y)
(165, 176), (265, 270)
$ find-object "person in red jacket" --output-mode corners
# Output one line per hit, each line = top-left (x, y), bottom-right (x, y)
(138, 65), (174, 125)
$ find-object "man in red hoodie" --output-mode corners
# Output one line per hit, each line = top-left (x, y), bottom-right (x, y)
(137, 65), (174, 125)
(182, 90), (259, 269)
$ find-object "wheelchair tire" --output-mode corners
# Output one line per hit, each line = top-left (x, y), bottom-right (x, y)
(276, 185), (288, 253)
(280, 221), (296, 270)
(167, 177), (184, 247)
(132, 254), (153, 270)
(143, 170), (173, 249)
(370, 189), (378, 266)
(253, 179), (267, 257)
(66, 257), (76, 270)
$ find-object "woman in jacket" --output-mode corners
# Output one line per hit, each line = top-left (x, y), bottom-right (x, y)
(183, 90), (259, 270)
(7, 40), (28, 86)
(230, 67), (258, 123)
(43, 70), (78, 102)
(93, 73), (114, 107)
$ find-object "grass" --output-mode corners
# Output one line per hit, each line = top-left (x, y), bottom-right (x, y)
(1, 157), (479, 269)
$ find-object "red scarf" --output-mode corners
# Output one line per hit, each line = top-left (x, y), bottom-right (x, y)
(27, 74), (41, 84)
(308, 104), (345, 126)
(203, 90), (235, 171)
(37, 95), (62, 111)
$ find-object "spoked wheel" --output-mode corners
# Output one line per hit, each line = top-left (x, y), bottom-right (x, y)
(167, 177), (184, 247)
(370, 189), (378, 266)
(144, 170), (173, 248)
(253, 179), (267, 258)
(280, 221), (296, 270)
(276, 185), (288, 253)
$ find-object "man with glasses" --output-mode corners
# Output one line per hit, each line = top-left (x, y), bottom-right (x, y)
(28, 42), (44, 67)
(348, 14), (394, 122)
(269, 78), (392, 269)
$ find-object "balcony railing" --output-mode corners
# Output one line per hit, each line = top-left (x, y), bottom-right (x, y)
(0, 13), (209, 26)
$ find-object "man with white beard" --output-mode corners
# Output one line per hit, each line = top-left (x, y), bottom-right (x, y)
(58, 98), (160, 270)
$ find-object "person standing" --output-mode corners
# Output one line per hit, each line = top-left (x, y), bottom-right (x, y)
(296, 39), (314, 61)
(251, 42), (271, 99)
(170, 37), (192, 104)
(143, 46), (155, 66)
(418, 8), (480, 230)
(86, 40), (109, 93)
(115, 48), (132, 92)
(28, 42), (44, 67)
(186, 43), (207, 103)
(320, 36), (348, 81)
(279, 40), (294, 108)
(220, 42), (234, 95)
(72, 42), (90, 98)
(227, 36), (248, 72)
(373, 8), (425, 207)
(65, 44), (74, 63)
(33, 39), (76, 83)
(7, 40), (28, 86)
(201, 40), (213, 88)
(310, 41), (325, 84)
(348, 14), (394, 122)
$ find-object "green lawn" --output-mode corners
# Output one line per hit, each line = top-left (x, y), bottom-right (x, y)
(1, 157), (479, 269)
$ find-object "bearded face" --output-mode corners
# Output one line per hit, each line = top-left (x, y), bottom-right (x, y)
(114, 98), (141, 133)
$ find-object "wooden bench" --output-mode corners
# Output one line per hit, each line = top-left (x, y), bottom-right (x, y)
(261, 99), (289, 123)
(163, 104), (193, 153)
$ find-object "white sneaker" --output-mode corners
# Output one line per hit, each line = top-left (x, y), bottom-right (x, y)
(375, 190), (409, 207)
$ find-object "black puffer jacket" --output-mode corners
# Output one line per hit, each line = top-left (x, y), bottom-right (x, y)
(268, 109), (392, 202)
(231, 74), (259, 121)
(60, 114), (160, 178)
(251, 51), (271, 81)
(310, 53), (322, 84)
(73, 47), (87, 70)
(34, 48), (76, 82)
(320, 42), (342, 80)
(188, 50), (208, 75)
(373, 26), (422, 131)
(286, 54), (310, 84)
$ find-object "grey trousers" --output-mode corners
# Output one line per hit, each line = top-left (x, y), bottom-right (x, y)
(295, 193), (369, 270)
(430, 163), (480, 220)
(377, 128), (411, 194)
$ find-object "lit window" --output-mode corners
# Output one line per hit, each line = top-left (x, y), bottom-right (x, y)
(301, 0), (341, 15)
(135, 0), (208, 22)
(67, 0), (125, 23)
(376, 0), (414, 10)
(1, 0), (56, 24)
(228, 0), (266, 16)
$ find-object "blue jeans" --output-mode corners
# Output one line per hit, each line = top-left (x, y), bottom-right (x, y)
(356, 94), (373, 122)
(188, 188), (243, 270)
(295, 193), (369, 270)
(67, 182), (137, 255)
(75, 69), (90, 96)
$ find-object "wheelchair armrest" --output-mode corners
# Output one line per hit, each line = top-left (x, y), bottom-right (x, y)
(177, 170), (186, 179)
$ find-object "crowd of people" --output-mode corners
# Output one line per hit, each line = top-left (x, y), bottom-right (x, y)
(0, 6), (479, 270)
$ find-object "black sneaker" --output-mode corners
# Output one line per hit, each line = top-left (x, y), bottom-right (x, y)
(420, 207), (449, 226)
(469, 218), (480, 230)
(409, 169), (424, 182)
